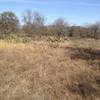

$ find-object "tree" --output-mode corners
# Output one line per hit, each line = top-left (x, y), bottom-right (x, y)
(32, 11), (46, 36)
(49, 18), (69, 37)
(33, 12), (45, 27)
(22, 10), (33, 36)
(87, 22), (100, 38)
(68, 26), (75, 37)
(0, 11), (20, 35)
(22, 10), (34, 25)
(22, 10), (45, 36)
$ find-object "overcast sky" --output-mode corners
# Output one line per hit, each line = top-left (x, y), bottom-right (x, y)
(0, 0), (100, 25)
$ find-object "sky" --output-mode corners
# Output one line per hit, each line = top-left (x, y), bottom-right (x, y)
(0, 0), (100, 25)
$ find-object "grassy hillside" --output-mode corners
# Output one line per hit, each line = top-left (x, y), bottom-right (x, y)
(0, 39), (100, 100)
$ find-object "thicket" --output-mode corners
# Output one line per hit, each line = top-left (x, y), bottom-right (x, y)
(0, 10), (100, 41)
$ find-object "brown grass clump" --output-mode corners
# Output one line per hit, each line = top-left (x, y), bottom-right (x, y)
(0, 39), (100, 100)
(66, 69), (100, 98)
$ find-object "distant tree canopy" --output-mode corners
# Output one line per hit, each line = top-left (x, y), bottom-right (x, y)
(0, 11), (20, 35)
(68, 22), (100, 39)
(0, 10), (100, 39)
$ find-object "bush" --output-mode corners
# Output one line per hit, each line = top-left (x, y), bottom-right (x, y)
(0, 33), (32, 43)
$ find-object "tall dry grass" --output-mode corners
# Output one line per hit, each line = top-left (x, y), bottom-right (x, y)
(0, 39), (100, 100)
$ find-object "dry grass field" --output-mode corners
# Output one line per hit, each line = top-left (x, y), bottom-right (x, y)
(0, 38), (100, 100)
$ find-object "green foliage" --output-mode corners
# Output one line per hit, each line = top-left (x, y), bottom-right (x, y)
(0, 33), (32, 43)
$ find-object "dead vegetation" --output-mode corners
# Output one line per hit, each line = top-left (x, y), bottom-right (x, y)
(0, 39), (100, 100)
(68, 47), (100, 60)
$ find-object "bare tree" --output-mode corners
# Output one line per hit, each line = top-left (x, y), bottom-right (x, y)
(49, 18), (69, 37)
(87, 22), (100, 38)
(22, 10), (34, 35)
(22, 10), (45, 36)
(22, 10), (34, 25)
(33, 12), (45, 27)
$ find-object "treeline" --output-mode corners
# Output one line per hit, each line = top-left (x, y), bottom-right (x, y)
(0, 10), (100, 39)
